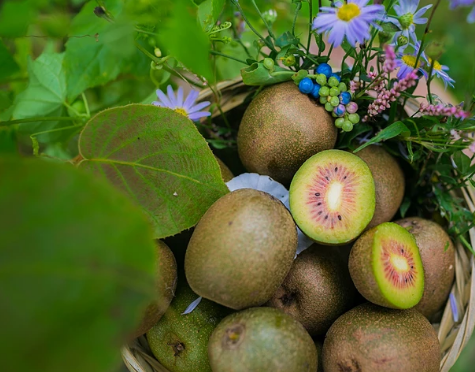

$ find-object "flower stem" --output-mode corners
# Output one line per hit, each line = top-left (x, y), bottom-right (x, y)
(250, 0), (275, 40)
(307, 0), (314, 53)
(292, 2), (302, 36)
(1, 117), (77, 127)
(209, 50), (248, 65)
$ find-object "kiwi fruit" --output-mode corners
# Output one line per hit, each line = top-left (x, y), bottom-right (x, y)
(237, 81), (337, 184)
(266, 244), (357, 335)
(349, 222), (424, 309)
(208, 307), (318, 372)
(322, 303), (440, 372)
(396, 217), (455, 319)
(147, 274), (232, 372)
(215, 155), (234, 182)
(354, 145), (405, 229)
(289, 149), (376, 245)
(185, 188), (297, 310)
(131, 240), (177, 339)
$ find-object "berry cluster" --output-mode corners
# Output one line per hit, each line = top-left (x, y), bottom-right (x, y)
(297, 63), (360, 132)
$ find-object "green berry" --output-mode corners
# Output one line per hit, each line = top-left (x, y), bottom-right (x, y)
(329, 87), (340, 97)
(330, 96), (340, 107)
(342, 121), (353, 132)
(325, 102), (334, 112)
(338, 82), (347, 92)
(263, 58), (275, 70)
(319, 96), (328, 104)
(332, 112), (338, 118)
(348, 113), (360, 124)
(335, 118), (345, 128)
(328, 76), (339, 87)
(297, 70), (308, 78)
(316, 74), (327, 86)
(319, 86), (330, 96)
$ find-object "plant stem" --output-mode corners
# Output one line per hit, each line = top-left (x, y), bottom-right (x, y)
(250, 0), (275, 39)
(81, 93), (91, 118)
(307, 0), (314, 53)
(1, 117), (77, 127)
(292, 2), (302, 36)
(209, 50), (248, 65)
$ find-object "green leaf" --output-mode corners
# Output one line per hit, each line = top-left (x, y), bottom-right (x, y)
(63, 0), (140, 101)
(0, 157), (156, 372)
(78, 104), (229, 239)
(0, 39), (20, 82)
(336, 123), (372, 149)
(453, 151), (471, 175)
(381, 22), (401, 33)
(0, 0), (36, 37)
(159, 0), (213, 82)
(241, 62), (294, 86)
(12, 52), (69, 142)
(400, 196), (411, 218)
(198, 0), (225, 31)
(276, 31), (300, 48)
(353, 121), (410, 153)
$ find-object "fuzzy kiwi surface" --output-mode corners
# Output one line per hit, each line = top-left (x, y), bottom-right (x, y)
(147, 273), (232, 372)
(290, 149), (376, 245)
(131, 240), (177, 339)
(396, 217), (455, 319)
(266, 244), (357, 335)
(237, 81), (337, 184)
(208, 307), (318, 372)
(185, 188), (298, 310)
(354, 145), (405, 228)
(322, 303), (440, 372)
(349, 222), (424, 309)
(215, 155), (234, 182)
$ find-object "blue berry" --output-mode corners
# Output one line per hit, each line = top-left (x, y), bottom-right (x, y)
(311, 83), (321, 99)
(299, 77), (314, 94)
(330, 73), (341, 82)
(334, 104), (346, 117)
(316, 63), (332, 78)
(340, 91), (351, 105)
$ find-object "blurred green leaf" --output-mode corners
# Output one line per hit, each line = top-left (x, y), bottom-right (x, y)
(159, 0), (213, 82)
(453, 151), (471, 175)
(78, 104), (229, 239)
(0, 157), (156, 372)
(353, 122), (410, 153)
(12, 52), (70, 143)
(241, 62), (294, 86)
(0, 0), (36, 37)
(0, 126), (17, 154)
(0, 40), (20, 82)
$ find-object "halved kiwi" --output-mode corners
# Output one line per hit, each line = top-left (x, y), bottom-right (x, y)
(349, 222), (424, 309)
(289, 149), (376, 245)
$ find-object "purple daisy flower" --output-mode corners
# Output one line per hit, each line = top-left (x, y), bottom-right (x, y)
(390, 0), (432, 44)
(152, 85), (211, 121)
(450, 0), (475, 23)
(312, 0), (385, 47)
(394, 43), (427, 79)
(422, 56), (455, 89)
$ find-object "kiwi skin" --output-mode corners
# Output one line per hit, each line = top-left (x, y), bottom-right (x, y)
(208, 307), (318, 372)
(395, 217), (455, 319)
(130, 240), (177, 339)
(322, 302), (440, 372)
(354, 145), (405, 229)
(185, 188), (298, 310)
(266, 244), (357, 336)
(215, 156), (234, 182)
(238, 81), (337, 185)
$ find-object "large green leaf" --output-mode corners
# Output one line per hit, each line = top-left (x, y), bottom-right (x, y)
(0, 157), (156, 372)
(78, 104), (229, 239)
(0, 39), (20, 82)
(12, 52), (69, 142)
(63, 0), (143, 101)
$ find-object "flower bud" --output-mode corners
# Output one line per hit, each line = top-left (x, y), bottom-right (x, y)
(154, 48), (162, 58)
(263, 58), (275, 71)
(262, 9), (278, 25)
(397, 35), (409, 47)
(283, 55), (296, 67)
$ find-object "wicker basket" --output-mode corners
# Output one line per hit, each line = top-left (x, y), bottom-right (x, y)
(122, 79), (475, 372)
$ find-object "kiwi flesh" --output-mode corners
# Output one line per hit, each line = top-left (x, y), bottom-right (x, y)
(185, 188), (298, 310)
(131, 240), (177, 339)
(266, 244), (357, 336)
(208, 307), (318, 372)
(349, 222), (424, 309)
(238, 81), (337, 184)
(322, 303), (440, 372)
(147, 274), (232, 372)
(289, 149), (376, 245)
(396, 217), (455, 319)
(354, 145), (405, 229)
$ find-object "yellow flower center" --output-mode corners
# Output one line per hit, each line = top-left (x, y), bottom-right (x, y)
(401, 55), (421, 69)
(428, 58), (442, 71)
(337, 3), (361, 22)
(174, 108), (188, 117)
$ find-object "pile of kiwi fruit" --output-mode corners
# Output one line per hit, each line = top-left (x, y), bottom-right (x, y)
(132, 82), (457, 372)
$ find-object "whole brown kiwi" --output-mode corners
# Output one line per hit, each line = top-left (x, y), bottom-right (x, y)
(323, 303), (440, 372)
(185, 188), (298, 310)
(131, 240), (177, 339)
(266, 244), (357, 336)
(395, 217), (455, 319)
(354, 145), (405, 229)
(237, 81), (337, 184)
